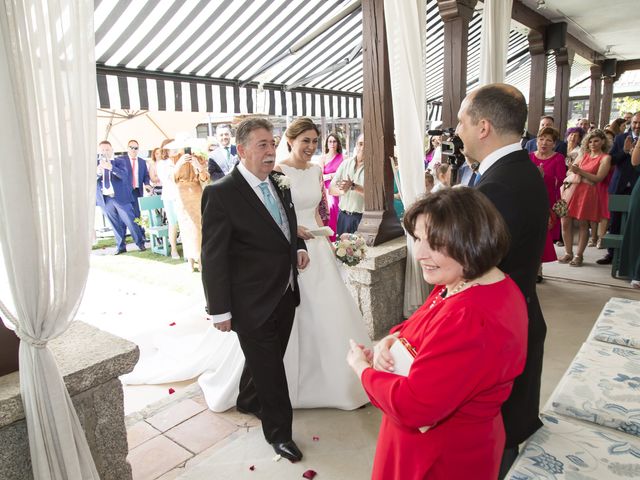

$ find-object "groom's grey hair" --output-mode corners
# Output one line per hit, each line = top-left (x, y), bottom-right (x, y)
(236, 118), (273, 147)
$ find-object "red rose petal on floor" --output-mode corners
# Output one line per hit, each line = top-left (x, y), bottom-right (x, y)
(168, 388), (175, 394)
(302, 470), (317, 479)
(249, 465), (255, 471)
(312, 436), (319, 441)
(169, 322), (176, 326)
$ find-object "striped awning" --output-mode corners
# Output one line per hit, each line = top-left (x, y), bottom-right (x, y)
(93, 0), (596, 121)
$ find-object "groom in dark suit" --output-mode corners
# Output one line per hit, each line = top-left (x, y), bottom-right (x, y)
(201, 117), (309, 462)
(456, 84), (549, 477)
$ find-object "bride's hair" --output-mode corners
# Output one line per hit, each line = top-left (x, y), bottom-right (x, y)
(285, 117), (320, 152)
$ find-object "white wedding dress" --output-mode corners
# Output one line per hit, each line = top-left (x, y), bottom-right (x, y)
(122, 163), (369, 411)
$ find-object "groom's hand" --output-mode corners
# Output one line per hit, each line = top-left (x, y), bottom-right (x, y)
(214, 320), (232, 332)
(297, 251), (310, 270)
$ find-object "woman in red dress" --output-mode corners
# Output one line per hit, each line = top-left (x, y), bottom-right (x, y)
(559, 129), (612, 267)
(529, 127), (566, 280)
(318, 133), (344, 241)
(347, 188), (528, 480)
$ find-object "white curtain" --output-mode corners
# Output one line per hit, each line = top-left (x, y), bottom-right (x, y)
(479, 0), (513, 85)
(0, 1), (99, 479)
(384, 0), (430, 317)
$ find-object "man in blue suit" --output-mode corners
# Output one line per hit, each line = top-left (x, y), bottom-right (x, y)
(208, 125), (239, 181)
(597, 112), (640, 265)
(118, 139), (151, 220)
(96, 141), (146, 254)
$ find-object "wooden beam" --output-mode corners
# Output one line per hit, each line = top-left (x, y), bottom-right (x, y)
(511, 0), (602, 63)
(618, 59), (640, 75)
(358, 0), (403, 246)
(588, 64), (602, 127)
(553, 47), (573, 137)
(437, 0), (477, 128)
(527, 30), (547, 134)
(600, 76), (617, 127)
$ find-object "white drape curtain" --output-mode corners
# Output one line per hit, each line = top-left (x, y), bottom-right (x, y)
(0, 1), (99, 479)
(479, 0), (514, 85)
(384, 0), (430, 317)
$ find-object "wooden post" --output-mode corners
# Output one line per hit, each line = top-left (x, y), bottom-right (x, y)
(599, 76), (617, 128)
(553, 47), (573, 138)
(358, 0), (403, 246)
(527, 29), (547, 134)
(588, 64), (602, 127)
(437, 0), (478, 128)
(0, 321), (19, 375)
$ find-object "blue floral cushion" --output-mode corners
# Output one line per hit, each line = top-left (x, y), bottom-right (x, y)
(544, 342), (640, 438)
(506, 413), (640, 479)
(588, 297), (640, 350)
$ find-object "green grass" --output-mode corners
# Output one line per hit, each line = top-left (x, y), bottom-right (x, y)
(93, 236), (185, 265)
(93, 237), (134, 250)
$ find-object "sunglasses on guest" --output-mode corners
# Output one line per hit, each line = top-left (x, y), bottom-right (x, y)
(128, 145), (139, 150)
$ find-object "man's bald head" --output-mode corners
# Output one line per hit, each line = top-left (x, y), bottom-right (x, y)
(464, 83), (527, 137)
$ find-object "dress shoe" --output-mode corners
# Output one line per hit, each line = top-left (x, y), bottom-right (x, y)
(236, 405), (260, 418)
(138, 245), (147, 252)
(596, 255), (612, 265)
(114, 249), (126, 255)
(271, 440), (303, 462)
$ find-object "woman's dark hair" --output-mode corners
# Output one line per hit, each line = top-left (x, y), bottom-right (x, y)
(537, 126), (559, 142)
(403, 188), (510, 279)
(610, 118), (626, 135)
(324, 133), (343, 154)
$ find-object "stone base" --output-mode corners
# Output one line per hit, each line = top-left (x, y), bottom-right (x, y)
(344, 236), (407, 339)
(0, 321), (139, 480)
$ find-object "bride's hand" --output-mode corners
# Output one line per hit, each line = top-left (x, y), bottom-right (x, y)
(297, 226), (315, 240)
(373, 333), (399, 372)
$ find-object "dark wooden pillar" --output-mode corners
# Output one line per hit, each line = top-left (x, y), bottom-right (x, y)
(553, 47), (573, 138)
(527, 30), (547, 134)
(357, 0), (403, 246)
(0, 321), (20, 375)
(599, 76), (617, 128)
(437, 0), (478, 128)
(588, 64), (602, 127)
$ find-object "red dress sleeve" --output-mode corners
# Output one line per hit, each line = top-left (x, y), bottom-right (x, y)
(361, 305), (496, 430)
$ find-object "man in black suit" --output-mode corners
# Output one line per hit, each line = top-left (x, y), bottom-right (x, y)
(456, 84), (549, 477)
(201, 117), (309, 462)
(597, 112), (640, 265)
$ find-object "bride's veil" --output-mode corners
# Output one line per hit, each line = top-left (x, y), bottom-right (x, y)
(275, 130), (289, 164)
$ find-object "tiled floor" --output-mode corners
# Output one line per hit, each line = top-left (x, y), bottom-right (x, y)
(122, 242), (639, 479)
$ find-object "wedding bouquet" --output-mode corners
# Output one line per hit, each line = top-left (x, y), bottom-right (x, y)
(334, 233), (367, 267)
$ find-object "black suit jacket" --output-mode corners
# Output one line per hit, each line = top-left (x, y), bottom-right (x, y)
(476, 148), (549, 447)
(609, 132), (639, 194)
(200, 168), (306, 334)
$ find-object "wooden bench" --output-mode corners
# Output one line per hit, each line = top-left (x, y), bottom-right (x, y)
(138, 195), (170, 256)
(600, 194), (631, 278)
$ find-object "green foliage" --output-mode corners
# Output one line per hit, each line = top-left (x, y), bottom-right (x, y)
(614, 96), (640, 116)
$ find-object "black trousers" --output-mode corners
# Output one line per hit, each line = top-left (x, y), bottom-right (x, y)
(236, 288), (296, 443)
(336, 210), (362, 236)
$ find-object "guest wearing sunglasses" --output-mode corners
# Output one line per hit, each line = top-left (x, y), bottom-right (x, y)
(117, 139), (152, 220)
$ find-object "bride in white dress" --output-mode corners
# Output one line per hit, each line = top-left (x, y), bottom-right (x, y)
(123, 117), (369, 411)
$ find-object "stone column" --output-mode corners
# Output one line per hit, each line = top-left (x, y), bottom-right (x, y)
(358, 0), (403, 246)
(437, 0), (478, 128)
(527, 29), (547, 134)
(599, 76), (617, 128)
(588, 64), (602, 127)
(553, 47), (573, 137)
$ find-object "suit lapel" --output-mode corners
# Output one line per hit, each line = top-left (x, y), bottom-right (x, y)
(269, 174), (296, 240)
(231, 168), (289, 243)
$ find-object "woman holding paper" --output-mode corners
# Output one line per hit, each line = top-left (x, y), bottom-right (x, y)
(347, 188), (527, 479)
(275, 116), (370, 410)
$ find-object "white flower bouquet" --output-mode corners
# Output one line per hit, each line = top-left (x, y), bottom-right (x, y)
(334, 233), (367, 267)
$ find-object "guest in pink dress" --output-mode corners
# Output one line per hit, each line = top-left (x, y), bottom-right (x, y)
(529, 127), (566, 281)
(559, 130), (612, 267)
(319, 133), (344, 241)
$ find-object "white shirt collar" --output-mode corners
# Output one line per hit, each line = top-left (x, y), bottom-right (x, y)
(478, 142), (523, 175)
(236, 163), (277, 195)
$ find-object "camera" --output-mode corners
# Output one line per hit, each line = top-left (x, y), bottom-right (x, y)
(184, 147), (192, 155)
(428, 128), (468, 185)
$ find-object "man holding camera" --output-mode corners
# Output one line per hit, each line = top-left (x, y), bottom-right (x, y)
(95, 140), (146, 254)
(456, 83), (549, 477)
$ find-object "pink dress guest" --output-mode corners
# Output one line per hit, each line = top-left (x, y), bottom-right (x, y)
(530, 151), (565, 261)
(323, 152), (343, 241)
(568, 153), (607, 222)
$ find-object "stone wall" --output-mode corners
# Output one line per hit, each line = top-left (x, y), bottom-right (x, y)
(0, 321), (138, 480)
(344, 236), (408, 339)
